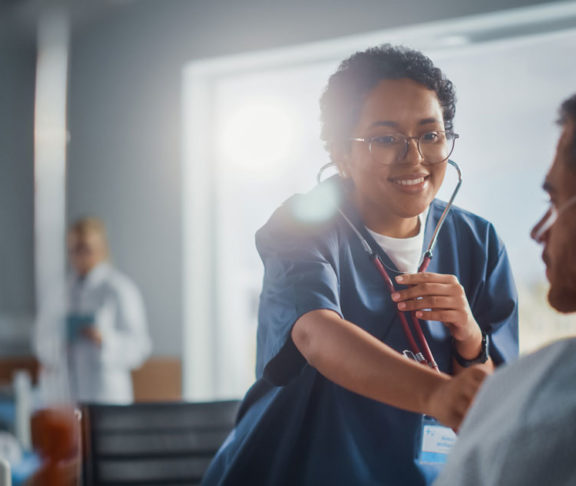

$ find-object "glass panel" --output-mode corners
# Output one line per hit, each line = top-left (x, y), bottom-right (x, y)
(183, 15), (576, 399)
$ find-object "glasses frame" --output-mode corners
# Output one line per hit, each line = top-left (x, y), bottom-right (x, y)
(350, 131), (459, 165)
(532, 194), (576, 242)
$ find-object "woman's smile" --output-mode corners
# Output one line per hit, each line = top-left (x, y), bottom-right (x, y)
(388, 172), (430, 193)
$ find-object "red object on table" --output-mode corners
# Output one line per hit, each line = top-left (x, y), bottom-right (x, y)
(29, 407), (80, 486)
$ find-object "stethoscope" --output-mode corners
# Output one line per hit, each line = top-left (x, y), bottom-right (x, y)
(317, 159), (463, 371)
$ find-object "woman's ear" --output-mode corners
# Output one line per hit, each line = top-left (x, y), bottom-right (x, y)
(335, 152), (351, 179)
(330, 141), (353, 179)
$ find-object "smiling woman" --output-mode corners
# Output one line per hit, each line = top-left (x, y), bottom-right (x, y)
(201, 44), (519, 486)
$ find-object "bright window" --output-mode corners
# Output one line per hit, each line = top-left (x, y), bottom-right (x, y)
(183, 3), (576, 400)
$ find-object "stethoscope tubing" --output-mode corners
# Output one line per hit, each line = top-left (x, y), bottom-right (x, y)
(319, 159), (463, 371)
(423, 159), (462, 261)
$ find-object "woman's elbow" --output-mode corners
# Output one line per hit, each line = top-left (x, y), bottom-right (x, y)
(291, 315), (314, 361)
(291, 310), (336, 367)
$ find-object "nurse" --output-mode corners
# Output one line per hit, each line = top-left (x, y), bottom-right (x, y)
(203, 45), (518, 485)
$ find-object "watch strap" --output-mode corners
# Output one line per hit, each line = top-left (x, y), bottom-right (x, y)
(452, 330), (490, 367)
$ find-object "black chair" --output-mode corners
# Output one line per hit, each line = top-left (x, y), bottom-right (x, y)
(80, 400), (240, 486)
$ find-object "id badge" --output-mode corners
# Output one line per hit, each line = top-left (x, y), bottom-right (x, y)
(417, 415), (456, 465)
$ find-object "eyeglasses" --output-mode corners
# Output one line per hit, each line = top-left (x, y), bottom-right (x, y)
(531, 194), (576, 242)
(350, 131), (459, 165)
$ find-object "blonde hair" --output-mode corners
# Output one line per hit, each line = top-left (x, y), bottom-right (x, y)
(69, 217), (105, 235)
(68, 217), (109, 257)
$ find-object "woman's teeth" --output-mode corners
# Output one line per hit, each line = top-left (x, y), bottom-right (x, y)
(393, 177), (425, 186)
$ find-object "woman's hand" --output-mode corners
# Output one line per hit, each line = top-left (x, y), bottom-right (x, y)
(391, 273), (488, 366)
(425, 364), (490, 431)
(392, 273), (476, 341)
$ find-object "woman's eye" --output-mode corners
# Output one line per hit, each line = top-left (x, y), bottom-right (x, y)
(372, 135), (399, 145)
(421, 131), (441, 143)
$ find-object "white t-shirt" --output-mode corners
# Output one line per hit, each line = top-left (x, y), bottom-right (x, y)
(366, 209), (429, 273)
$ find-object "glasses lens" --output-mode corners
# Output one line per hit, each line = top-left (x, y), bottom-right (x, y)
(368, 135), (404, 165)
(419, 132), (454, 164)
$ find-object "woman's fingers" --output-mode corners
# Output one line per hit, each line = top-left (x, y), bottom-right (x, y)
(395, 272), (459, 286)
(413, 310), (463, 323)
(392, 273), (465, 301)
(392, 284), (455, 302)
(391, 272), (474, 335)
(396, 296), (461, 311)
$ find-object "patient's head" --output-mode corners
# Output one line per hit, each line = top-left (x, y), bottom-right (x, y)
(67, 217), (109, 277)
(532, 94), (576, 312)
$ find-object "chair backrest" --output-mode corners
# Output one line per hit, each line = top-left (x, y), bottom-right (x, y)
(80, 400), (240, 486)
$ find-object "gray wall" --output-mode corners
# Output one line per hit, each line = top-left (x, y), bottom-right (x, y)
(0, 0), (559, 357)
(0, 33), (36, 355)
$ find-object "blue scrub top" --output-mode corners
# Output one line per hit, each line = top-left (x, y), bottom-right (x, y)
(203, 176), (518, 486)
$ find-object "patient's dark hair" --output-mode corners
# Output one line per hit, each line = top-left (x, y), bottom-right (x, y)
(559, 94), (576, 169)
(319, 44), (456, 163)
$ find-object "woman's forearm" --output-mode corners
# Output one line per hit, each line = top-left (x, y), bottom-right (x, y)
(292, 309), (489, 430)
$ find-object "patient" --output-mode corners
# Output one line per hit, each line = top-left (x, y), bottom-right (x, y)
(434, 93), (576, 486)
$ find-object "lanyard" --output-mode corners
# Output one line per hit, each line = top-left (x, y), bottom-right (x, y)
(333, 160), (463, 371)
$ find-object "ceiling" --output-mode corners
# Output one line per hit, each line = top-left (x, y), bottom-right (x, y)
(2, 0), (575, 49)
(0, 0), (138, 42)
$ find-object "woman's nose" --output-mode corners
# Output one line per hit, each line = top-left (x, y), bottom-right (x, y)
(399, 137), (424, 165)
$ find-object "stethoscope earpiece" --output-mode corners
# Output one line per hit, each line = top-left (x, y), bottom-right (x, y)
(316, 162), (339, 184)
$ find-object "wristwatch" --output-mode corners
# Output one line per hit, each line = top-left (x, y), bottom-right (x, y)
(452, 331), (490, 367)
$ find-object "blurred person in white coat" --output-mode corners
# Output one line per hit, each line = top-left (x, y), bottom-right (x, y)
(35, 217), (151, 404)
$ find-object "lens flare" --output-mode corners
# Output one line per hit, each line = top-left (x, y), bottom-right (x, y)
(218, 98), (294, 178)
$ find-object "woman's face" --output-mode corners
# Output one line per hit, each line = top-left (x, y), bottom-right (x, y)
(339, 78), (448, 236)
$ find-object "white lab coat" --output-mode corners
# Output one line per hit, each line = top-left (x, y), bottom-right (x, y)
(34, 263), (151, 404)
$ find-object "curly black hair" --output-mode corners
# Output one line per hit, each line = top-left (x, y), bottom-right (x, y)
(319, 44), (456, 163)
(559, 93), (576, 169)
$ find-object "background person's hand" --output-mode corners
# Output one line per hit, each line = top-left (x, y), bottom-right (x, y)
(82, 326), (103, 346)
(425, 364), (490, 431)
